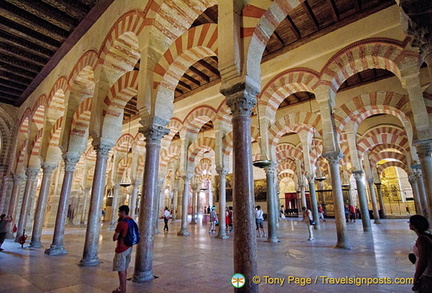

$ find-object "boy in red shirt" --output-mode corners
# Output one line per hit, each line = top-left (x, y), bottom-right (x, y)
(112, 205), (133, 293)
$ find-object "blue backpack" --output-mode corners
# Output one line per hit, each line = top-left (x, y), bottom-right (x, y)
(123, 218), (140, 246)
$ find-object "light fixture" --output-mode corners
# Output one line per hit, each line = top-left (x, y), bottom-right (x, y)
(252, 104), (272, 169)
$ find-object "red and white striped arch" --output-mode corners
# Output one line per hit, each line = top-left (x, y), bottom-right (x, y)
(47, 77), (67, 122)
(153, 23), (218, 90)
(275, 143), (303, 162)
(183, 106), (217, 138)
(357, 126), (410, 157)
(30, 128), (44, 158)
(161, 117), (183, 147)
(116, 134), (134, 155)
(371, 143), (407, 155)
(104, 70), (139, 119)
(116, 156), (133, 181)
(70, 97), (92, 138)
(277, 158), (297, 174)
(222, 126), (260, 156)
(320, 39), (417, 102)
(370, 151), (408, 166)
(268, 112), (321, 148)
(68, 51), (98, 85)
(48, 117), (63, 147)
(31, 95), (48, 130)
(15, 139), (28, 174)
(259, 69), (320, 120)
(215, 100), (232, 129)
(377, 161), (408, 174)
(160, 144), (181, 170)
(278, 172), (296, 182)
(188, 137), (215, 164)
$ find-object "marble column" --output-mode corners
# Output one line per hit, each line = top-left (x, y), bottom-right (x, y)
(130, 180), (140, 219)
(216, 167), (229, 239)
(409, 174), (423, 215)
(323, 152), (350, 249)
(6, 173), (26, 238)
(0, 166), (9, 211)
(80, 187), (91, 226)
(30, 163), (57, 248)
(133, 124), (169, 282)
(306, 174), (320, 230)
(415, 141), (432, 220)
(15, 168), (39, 242)
(299, 182), (307, 208)
(352, 171), (371, 232)
(264, 163), (278, 242)
(366, 177), (381, 224)
(190, 184), (197, 225)
(223, 83), (258, 292)
(78, 143), (112, 266)
(172, 185), (178, 220)
(374, 182), (386, 218)
(45, 154), (80, 255)
(109, 183), (121, 229)
(177, 174), (192, 236)
(412, 164), (429, 220)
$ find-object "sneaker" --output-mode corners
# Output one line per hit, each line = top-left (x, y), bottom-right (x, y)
(308, 237), (315, 241)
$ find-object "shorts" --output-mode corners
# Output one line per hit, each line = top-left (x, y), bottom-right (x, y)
(113, 247), (132, 271)
(256, 219), (263, 229)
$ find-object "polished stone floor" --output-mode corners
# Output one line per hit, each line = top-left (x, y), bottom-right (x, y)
(0, 217), (416, 292)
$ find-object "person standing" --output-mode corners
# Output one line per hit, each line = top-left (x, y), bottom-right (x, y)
(112, 205), (133, 293)
(409, 215), (432, 292)
(349, 204), (356, 222)
(208, 206), (218, 234)
(163, 207), (171, 232)
(318, 205), (325, 221)
(255, 205), (265, 237)
(302, 207), (314, 241)
(228, 206), (234, 232)
(0, 214), (13, 251)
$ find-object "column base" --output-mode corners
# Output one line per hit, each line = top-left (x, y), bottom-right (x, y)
(132, 270), (155, 283)
(45, 245), (68, 256)
(374, 220), (381, 224)
(267, 237), (279, 243)
(177, 228), (190, 236)
(190, 221), (197, 225)
(334, 241), (351, 250)
(29, 240), (43, 248)
(216, 234), (229, 239)
(78, 256), (101, 267)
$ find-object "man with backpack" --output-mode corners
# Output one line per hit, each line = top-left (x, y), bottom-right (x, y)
(112, 205), (139, 293)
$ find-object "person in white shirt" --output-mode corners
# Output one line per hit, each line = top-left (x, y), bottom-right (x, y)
(163, 207), (171, 232)
(255, 206), (265, 237)
(302, 207), (315, 241)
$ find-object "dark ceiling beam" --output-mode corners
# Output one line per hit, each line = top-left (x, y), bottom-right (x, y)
(0, 57), (40, 74)
(0, 81), (26, 92)
(0, 6), (67, 42)
(201, 11), (215, 23)
(5, 0), (77, 31)
(0, 22), (59, 51)
(0, 31), (52, 59)
(325, 0), (339, 22)
(0, 45), (47, 67)
(301, 1), (319, 30)
(0, 87), (20, 97)
(0, 92), (17, 103)
(285, 15), (301, 39)
(0, 63), (35, 79)
(353, 0), (361, 12)
(198, 59), (219, 76)
(17, 0), (116, 106)
(1, 75), (31, 87)
(175, 88), (184, 95)
(189, 66), (210, 83)
(41, 0), (88, 19)
(183, 73), (201, 87)
(178, 80), (192, 90)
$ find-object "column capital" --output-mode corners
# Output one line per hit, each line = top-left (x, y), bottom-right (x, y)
(216, 167), (229, 176)
(221, 82), (258, 117)
(14, 173), (26, 183)
(140, 124), (170, 144)
(63, 153), (80, 172)
(323, 151), (343, 164)
(95, 143), (113, 156)
(182, 174), (193, 181)
(352, 170), (364, 181)
(42, 163), (57, 174)
(305, 173), (315, 182)
(133, 180), (141, 187)
(26, 168), (40, 180)
(263, 162), (277, 175)
(415, 139), (432, 158)
(366, 176), (374, 184)
(408, 174), (416, 185)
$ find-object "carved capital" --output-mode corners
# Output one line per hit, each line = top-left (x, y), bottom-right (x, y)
(140, 124), (170, 144)
(42, 163), (57, 175)
(415, 140), (432, 158)
(408, 175), (416, 185)
(95, 143), (113, 156)
(305, 172), (315, 182)
(216, 167), (229, 177)
(352, 170), (364, 181)
(366, 176), (374, 185)
(222, 82), (258, 117)
(63, 154), (80, 172)
(26, 168), (40, 180)
(263, 162), (277, 175)
(323, 151), (343, 165)
(182, 174), (193, 181)
(14, 173), (26, 183)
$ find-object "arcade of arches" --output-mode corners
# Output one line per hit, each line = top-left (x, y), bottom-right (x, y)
(0, 1), (431, 292)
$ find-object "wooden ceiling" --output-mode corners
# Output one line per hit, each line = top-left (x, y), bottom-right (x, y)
(0, 0), (396, 122)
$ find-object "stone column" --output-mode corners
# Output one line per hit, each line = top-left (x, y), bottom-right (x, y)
(306, 174), (320, 230)
(172, 185), (178, 220)
(374, 182), (386, 218)
(133, 123), (169, 282)
(15, 168), (39, 242)
(222, 83), (258, 292)
(415, 141), (432, 219)
(6, 174), (26, 238)
(352, 171), (371, 232)
(177, 174), (192, 236)
(323, 152), (350, 249)
(216, 167), (229, 239)
(130, 180), (140, 218)
(109, 183), (121, 229)
(412, 164), (429, 220)
(80, 187), (91, 226)
(366, 177), (381, 224)
(30, 163), (57, 248)
(45, 154), (80, 255)
(78, 143), (112, 266)
(190, 184), (197, 225)
(264, 163), (278, 242)
(409, 174), (423, 215)
(0, 166), (9, 211)
(299, 182), (307, 208)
